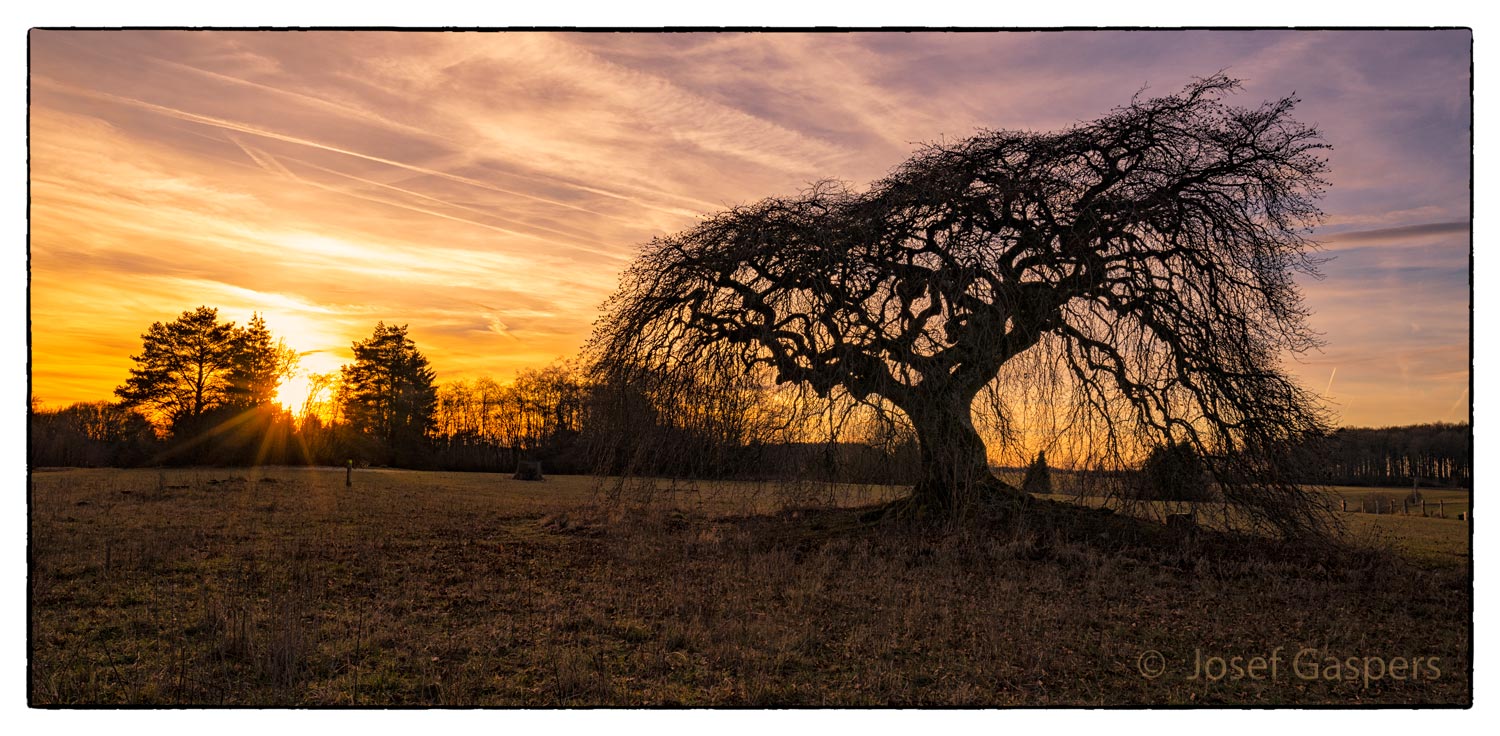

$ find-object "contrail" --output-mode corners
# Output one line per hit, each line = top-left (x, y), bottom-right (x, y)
(1323, 367), (1337, 396)
(1446, 385), (1470, 420)
(40, 80), (642, 222)
(147, 55), (724, 215)
(276, 164), (628, 261)
(225, 135), (616, 255)
(278, 152), (619, 251)
(41, 77), (721, 222)
(228, 134), (301, 180)
(146, 55), (447, 142)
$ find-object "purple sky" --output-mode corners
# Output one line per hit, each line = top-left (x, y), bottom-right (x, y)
(28, 30), (1471, 426)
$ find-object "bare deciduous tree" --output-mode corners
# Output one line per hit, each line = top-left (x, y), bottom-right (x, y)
(588, 75), (1335, 536)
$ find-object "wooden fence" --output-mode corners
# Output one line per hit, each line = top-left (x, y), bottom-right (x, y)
(1340, 496), (1469, 521)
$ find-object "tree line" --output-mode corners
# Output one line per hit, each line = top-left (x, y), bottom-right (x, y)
(30, 308), (433, 468)
(27, 304), (1473, 492)
(29, 307), (611, 473)
(1321, 423), (1472, 488)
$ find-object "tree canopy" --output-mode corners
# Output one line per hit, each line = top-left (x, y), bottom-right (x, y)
(115, 307), (294, 428)
(1137, 441), (1213, 502)
(226, 313), (298, 409)
(339, 322), (437, 465)
(588, 75), (1335, 536)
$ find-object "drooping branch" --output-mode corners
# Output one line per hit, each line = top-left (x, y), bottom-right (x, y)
(588, 74), (1336, 533)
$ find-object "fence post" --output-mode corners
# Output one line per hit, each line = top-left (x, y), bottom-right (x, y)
(1439, 500), (1445, 519)
(1422, 499), (1428, 517)
(346, 459), (353, 488)
(1403, 499), (1409, 515)
(1341, 498), (1347, 512)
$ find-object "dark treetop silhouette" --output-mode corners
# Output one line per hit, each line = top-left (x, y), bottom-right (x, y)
(339, 322), (438, 467)
(589, 76), (1335, 536)
(115, 307), (295, 429)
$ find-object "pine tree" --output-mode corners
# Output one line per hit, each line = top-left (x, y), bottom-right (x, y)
(115, 306), (240, 428)
(1021, 450), (1052, 495)
(226, 313), (298, 409)
(339, 323), (437, 465)
(115, 307), (298, 462)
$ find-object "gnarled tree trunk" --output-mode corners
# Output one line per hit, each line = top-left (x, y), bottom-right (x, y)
(903, 395), (1013, 512)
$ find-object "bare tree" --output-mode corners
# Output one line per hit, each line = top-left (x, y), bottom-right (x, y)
(588, 75), (1335, 535)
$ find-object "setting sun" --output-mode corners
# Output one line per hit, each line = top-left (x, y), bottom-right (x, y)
(274, 372), (315, 416)
(27, 30), (1469, 428)
(23, 27), (1473, 710)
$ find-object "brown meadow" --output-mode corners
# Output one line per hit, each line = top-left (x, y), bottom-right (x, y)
(29, 467), (1470, 706)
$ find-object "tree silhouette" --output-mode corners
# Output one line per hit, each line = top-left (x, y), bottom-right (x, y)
(1021, 451), (1052, 495)
(1137, 441), (1213, 502)
(226, 313), (299, 409)
(116, 306), (242, 428)
(339, 323), (437, 465)
(589, 75), (1334, 535)
(29, 400), (157, 467)
(114, 306), (300, 462)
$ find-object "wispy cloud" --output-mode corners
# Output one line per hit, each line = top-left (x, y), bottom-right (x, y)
(28, 30), (1470, 426)
(1320, 221), (1469, 246)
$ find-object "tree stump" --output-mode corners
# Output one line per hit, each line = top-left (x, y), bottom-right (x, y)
(513, 461), (544, 481)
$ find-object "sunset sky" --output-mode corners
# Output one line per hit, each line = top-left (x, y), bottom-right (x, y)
(27, 29), (1471, 427)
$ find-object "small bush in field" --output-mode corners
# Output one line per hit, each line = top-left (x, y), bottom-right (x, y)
(1137, 441), (1213, 502)
(1021, 451), (1052, 495)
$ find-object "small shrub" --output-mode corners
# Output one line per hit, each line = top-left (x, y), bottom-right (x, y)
(1135, 441), (1213, 501)
(1021, 451), (1052, 495)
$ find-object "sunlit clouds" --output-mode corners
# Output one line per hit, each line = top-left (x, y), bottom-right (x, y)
(28, 30), (1470, 427)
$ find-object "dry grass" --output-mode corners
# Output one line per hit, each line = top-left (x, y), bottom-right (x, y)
(29, 467), (1470, 706)
(1034, 487), (1471, 567)
(1326, 485), (1471, 518)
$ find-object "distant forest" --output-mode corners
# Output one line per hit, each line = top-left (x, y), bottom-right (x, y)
(1322, 423), (1472, 487)
(28, 306), (1473, 489)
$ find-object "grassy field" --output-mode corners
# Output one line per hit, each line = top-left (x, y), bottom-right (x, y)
(29, 467), (1471, 706)
(1325, 485), (1471, 518)
(1031, 485), (1472, 567)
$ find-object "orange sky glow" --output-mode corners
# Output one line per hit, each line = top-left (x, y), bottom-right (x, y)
(28, 30), (1471, 427)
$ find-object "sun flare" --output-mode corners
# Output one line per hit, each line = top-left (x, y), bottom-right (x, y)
(24, 30), (1473, 430)
(275, 373), (314, 416)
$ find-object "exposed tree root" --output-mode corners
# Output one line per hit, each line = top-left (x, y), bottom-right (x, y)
(846, 487), (1360, 566)
(859, 474), (1029, 524)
